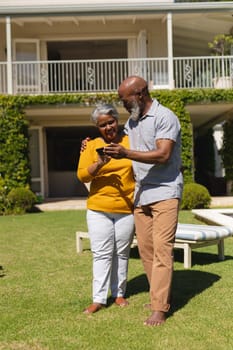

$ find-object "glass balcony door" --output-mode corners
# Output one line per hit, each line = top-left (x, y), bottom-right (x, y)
(13, 40), (40, 93)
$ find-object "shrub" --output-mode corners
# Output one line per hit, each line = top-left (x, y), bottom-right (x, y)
(0, 177), (9, 215)
(181, 183), (211, 210)
(7, 187), (37, 214)
(0, 102), (30, 193)
(221, 120), (233, 181)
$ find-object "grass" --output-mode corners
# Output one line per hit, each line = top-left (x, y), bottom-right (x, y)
(0, 209), (233, 350)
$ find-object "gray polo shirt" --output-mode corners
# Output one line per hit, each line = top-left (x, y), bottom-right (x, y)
(124, 99), (183, 207)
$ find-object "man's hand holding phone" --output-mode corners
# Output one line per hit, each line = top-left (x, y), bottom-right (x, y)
(80, 137), (90, 152)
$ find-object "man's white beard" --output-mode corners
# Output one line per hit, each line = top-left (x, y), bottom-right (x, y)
(130, 102), (140, 121)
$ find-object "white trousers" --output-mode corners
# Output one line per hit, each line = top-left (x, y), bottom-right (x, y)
(87, 209), (135, 305)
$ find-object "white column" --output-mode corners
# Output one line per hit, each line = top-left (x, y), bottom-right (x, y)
(6, 16), (13, 94)
(167, 13), (174, 89)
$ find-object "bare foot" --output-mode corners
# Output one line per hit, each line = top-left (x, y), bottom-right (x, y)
(114, 297), (129, 307)
(83, 303), (104, 314)
(144, 311), (166, 326)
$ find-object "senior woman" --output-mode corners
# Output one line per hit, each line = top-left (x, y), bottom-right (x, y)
(77, 103), (135, 314)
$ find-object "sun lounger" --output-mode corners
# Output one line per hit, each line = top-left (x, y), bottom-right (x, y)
(76, 223), (233, 269)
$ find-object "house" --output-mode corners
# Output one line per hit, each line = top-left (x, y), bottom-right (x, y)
(0, 0), (233, 198)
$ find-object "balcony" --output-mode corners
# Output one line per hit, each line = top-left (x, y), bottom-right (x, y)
(1, 56), (233, 95)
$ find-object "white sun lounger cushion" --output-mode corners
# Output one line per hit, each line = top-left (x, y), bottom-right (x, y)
(175, 224), (233, 241)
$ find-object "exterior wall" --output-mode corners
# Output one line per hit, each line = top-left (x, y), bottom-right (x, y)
(2, 0), (173, 6)
(0, 24), (6, 60)
(148, 20), (167, 57)
(0, 18), (168, 60)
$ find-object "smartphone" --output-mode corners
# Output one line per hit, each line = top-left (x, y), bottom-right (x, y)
(96, 147), (105, 156)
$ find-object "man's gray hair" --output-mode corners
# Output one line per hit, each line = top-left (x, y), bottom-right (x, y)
(91, 104), (119, 124)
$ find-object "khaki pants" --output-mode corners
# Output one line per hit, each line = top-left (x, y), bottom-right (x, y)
(134, 198), (179, 312)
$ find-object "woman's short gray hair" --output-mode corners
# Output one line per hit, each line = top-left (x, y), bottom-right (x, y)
(91, 104), (119, 124)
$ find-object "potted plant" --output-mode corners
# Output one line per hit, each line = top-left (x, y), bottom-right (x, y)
(208, 34), (233, 88)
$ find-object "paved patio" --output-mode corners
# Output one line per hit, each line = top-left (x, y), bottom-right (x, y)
(35, 196), (233, 211)
(36, 198), (87, 211)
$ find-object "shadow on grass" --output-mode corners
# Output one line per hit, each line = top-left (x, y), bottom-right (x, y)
(125, 269), (220, 317)
(174, 248), (233, 267)
(106, 274), (149, 307)
(131, 245), (233, 267)
(169, 269), (220, 317)
(129, 246), (142, 260)
(0, 265), (5, 278)
(126, 274), (149, 298)
(127, 247), (221, 317)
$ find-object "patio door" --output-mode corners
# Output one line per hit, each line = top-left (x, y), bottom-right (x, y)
(29, 127), (45, 197)
(47, 39), (128, 91)
(13, 40), (40, 93)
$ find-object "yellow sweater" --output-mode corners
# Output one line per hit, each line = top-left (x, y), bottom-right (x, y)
(77, 135), (135, 213)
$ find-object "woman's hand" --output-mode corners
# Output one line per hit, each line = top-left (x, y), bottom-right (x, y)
(87, 154), (111, 177)
(97, 154), (111, 166)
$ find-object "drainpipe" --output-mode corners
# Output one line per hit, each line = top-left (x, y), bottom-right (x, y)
(167, 12), (174, 89)
(6, 16), (13, 94)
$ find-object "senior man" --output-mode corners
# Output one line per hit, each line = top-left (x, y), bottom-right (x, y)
(104, 76), (183, 326)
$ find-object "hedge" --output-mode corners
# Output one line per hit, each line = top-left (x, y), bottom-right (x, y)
(0, 88), (233, 198)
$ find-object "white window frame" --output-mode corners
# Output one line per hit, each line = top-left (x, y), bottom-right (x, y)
(13, 39), (40, 93)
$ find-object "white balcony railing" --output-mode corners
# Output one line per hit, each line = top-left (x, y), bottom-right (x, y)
(0, 56), (233, 94)
(174, 56), (233, 89)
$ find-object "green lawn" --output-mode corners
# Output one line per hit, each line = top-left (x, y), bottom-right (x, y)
(0, 210), (233, 350)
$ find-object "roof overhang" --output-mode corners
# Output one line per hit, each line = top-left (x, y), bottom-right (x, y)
(186, 101), (233, 132)
(25, 104), (129, 127)
(0, 1), (233, 18)
(24, 101), (233, 132)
